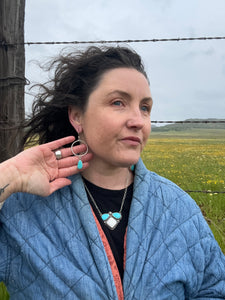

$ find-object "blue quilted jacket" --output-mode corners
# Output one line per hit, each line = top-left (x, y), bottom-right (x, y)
(0, 159), (225, 299)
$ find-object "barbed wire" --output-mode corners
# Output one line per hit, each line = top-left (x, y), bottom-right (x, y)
(1, 36), (225, 47)
(185, 190), (225, 194)
(151, 120), (225, 124)
(1, 120), (224, 126)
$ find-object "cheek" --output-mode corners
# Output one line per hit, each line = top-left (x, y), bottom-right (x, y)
(85, 123), (112, 146)
(94, 117), (119, 138)
(144, 122), (151, 140)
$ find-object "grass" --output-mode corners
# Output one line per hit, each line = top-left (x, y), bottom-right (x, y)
(0, 282), (9, 300)
(142, 129), (225, 253)
(1, 128), (225, 298)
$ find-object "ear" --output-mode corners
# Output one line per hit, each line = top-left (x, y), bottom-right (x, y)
(68, 106), (83, 134)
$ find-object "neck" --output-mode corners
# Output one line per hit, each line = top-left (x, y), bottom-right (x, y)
(81, 164), (133, 190)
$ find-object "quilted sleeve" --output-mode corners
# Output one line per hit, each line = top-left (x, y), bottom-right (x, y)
(151, 173), (225, 299)
(0, 193), (19, 283)
(177, 193), (225, 299)
(191, 219), (225, 299)
(164, 189), (225, 299)
(127, 167), (225, 299)
(0, 213), (9, 283)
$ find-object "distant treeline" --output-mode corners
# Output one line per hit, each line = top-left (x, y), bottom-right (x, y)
(151, 119), (225, 132)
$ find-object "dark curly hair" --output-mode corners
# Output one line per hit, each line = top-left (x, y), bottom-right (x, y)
(20, 46), (149, 150)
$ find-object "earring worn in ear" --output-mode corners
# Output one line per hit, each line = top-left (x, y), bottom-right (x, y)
(71, 135), (89, 170)
(130, 165), (135, 171)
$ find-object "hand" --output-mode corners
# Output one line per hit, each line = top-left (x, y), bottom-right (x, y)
(11, 136), (92, 197)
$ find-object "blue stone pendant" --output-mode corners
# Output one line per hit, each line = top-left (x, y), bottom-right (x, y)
(77, 160), (83, 170)
(101, 211), (122, 230)
(130, 165), (135, 171)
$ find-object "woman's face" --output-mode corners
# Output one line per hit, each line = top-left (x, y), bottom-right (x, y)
(69, 67), (152, 170)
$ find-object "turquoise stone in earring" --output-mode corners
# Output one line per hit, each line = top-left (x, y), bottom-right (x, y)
(130, 165), (135, 171)
(77, 160), (83, 170)
(71, 135), (88, 171)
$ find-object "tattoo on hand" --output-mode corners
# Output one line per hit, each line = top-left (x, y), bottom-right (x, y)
(0, 184), (9, 197)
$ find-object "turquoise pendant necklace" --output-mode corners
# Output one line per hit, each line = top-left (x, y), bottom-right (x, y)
(83, 176), (129, 230)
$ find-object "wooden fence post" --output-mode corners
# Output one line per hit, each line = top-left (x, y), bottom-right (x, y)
(0, 0), (26, 163)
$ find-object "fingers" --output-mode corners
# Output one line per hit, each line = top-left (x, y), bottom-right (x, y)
(57, 144), (88, 160)
(48, 159), (91, 195)
(58, 153), (92, 178)
(56, 147), (92, 179)
(46, 136), (92, 184)
(58, 161), (90, 179)
(38, 136), (89, 162)
(49, 178), (72, 194)
(57, 152), (92, 169)
(47, 136), (76, 150)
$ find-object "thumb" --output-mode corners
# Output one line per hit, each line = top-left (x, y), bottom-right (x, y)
(49, 178), (72, 194)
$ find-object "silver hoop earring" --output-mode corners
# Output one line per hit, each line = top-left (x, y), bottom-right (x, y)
(71, 136), (89, 170)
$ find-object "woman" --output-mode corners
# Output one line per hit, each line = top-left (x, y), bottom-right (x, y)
(0, 46), (225, 299)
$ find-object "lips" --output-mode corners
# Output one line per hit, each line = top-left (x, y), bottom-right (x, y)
(121, 136), (141, 146)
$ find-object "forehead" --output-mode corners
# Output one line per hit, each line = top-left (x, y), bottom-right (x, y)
(94, 67), (151, 96)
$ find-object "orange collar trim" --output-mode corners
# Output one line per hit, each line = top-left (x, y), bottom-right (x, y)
(91, 209), (124, 300)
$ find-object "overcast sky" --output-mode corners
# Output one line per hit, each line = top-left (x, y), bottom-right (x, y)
(25, 0), (225, 121)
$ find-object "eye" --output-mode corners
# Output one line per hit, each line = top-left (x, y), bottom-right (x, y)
(112, 100), (123, 106)
(141, 104), (151, 113)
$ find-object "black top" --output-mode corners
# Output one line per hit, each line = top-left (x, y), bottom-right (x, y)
(83, 178), (133, 279)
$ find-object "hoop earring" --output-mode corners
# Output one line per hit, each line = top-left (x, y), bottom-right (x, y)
(71, 136), (89, 170)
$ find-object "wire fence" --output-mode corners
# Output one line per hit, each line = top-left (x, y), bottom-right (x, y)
(151, 120), (225, 124)
(1, 36), (225, 47)
(186, 190), (225, 194)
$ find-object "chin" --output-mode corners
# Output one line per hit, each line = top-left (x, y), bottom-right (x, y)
(117, 157), (140, 168)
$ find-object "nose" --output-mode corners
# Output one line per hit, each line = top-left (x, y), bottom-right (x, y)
(126, 108), (145, 130)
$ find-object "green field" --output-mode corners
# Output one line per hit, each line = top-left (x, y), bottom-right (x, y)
(1, 128), (225, 298)
(142, 129), (225, 253)
(0, 283), (9, 300)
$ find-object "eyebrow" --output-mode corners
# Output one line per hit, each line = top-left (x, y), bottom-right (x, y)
(106, 90), (153, 104)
